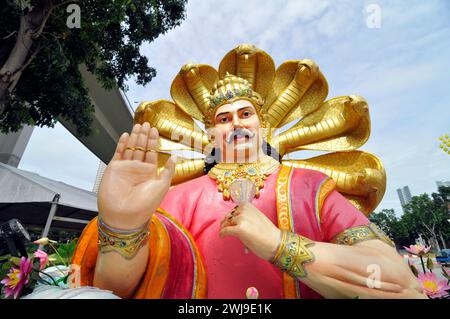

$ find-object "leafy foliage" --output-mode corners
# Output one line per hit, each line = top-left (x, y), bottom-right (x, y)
(370, 186), (450, 249)
(0, 0), (188, 135)
(1, 238), (78, 299)
(48, 239), (77, 265)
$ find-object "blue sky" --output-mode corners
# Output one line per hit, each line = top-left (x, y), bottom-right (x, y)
(19, 0), (450, 215)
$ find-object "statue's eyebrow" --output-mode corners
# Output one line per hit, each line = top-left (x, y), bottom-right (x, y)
(216, 106), (254, 118)
(215, 111), (230, 118)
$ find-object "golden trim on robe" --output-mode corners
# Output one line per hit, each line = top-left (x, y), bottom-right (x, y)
(331, 222), (395, 247)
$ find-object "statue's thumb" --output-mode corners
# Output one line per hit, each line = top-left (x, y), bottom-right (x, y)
(160, 154), (177, 181)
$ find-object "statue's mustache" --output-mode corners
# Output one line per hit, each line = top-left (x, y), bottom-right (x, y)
(226, 128), (255, 144)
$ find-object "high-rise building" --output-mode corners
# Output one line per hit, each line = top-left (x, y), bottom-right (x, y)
(397, 186), (412, 208)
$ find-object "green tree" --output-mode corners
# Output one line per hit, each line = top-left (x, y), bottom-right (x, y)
(371, 187), (450, 249)
(0, 0), (187, 136)
(369, 209), (411, 247)
(432, 186), (450, 247)
(369, 209), (397, 238)
(401, 190), (450, 252)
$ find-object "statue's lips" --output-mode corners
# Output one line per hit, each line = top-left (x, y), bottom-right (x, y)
(226, 129), (255, 144)
(233, 135), (251, 143)
(227, 135), (253, 144)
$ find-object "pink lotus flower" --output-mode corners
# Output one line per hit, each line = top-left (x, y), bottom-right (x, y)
(418, 272), (450, 299)
(0, 257), (33, 299)
(34, 249), (49, 270)
(404, 244), (431, 256)
(246, 287), (259, 299)
(33, 237), (57, 245)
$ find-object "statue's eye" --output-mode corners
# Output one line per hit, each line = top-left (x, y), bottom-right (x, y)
(220, 117), (229, 123)
(241, 110), (253, 118)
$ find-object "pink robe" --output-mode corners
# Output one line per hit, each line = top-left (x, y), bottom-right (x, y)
(160, 167), (369, 299)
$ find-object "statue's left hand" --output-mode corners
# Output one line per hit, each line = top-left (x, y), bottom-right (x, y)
(219, 202), (281, 261)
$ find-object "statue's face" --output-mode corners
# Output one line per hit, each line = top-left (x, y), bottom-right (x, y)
(212, 99), (262, 161)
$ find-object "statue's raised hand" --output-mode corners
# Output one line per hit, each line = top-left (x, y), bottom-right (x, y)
(97, 122), (176, 229)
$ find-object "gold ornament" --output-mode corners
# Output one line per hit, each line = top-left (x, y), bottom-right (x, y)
(439, 134), (450, 155)
(208, 155), (280, 200)
(271, 230), (315, 279)
(331, 223), (395, 247)
(98, 217), (150, 260)
(134, 43), (387, 215)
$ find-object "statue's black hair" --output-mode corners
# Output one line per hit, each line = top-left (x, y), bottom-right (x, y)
(203, 141), (282, 174)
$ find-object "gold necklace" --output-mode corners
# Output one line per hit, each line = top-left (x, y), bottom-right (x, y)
(208, 155), (280, 200)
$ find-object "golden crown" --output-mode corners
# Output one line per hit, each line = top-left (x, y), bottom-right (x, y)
(207, 74), (262, 109)
(205, 73), (264, 126)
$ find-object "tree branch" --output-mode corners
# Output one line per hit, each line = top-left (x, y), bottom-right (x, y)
(31, 2), (54, 39)
(9, 43), (42, 90)
(6, 0), (18, 8)
(41, 31), (63, 54)
(30, 0), (81, 40)
(2, 31), (18, 40)
(54, 0), (79, 9)
(0, 0), (52, 114)
(421, 221), (434, 236)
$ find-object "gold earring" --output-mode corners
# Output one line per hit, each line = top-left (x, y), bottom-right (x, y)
(259, 111), (270, 141)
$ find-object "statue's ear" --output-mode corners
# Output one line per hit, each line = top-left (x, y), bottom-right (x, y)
(203, 147), (220, 174)
(263, 140), (281, 163)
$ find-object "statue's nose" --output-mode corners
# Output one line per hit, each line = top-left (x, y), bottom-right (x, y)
(232, 114), (243, 128)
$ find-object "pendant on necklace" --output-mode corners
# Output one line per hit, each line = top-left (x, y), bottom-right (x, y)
(229, 179), (255, 255)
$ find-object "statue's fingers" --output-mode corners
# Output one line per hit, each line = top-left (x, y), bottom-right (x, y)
(132, 122), (150, 161)
(123, 124), (141, 160)
(144, 127), (159, 165)
(159, 154), (177, 183)
(220, 216), (235, 229)
(111, 132), (129, 161)
(219, 224), (241, 238)
(220, 214), (231, 228)
(219, 207), (240, 228)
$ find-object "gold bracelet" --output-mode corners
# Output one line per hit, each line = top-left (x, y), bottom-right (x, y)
(271, 230), (315, 278)
(270, 230), (288, 263)
(97, 217), (150, 260)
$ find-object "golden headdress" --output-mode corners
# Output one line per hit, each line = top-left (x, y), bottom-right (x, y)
(134, 44), (386, 215)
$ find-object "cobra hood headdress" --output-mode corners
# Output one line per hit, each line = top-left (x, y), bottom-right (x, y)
(134, 44), (386, 215)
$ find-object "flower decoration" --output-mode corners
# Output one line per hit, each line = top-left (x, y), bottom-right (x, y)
(418, 272), (450, 299)
(0, 257), (33, 299)
(34, 250), (49, 270)
(246, 286), (259, 299)
(1, 237), (77, 299)
(439, 134), (450, 155)
(33, 237), (57, 245)
(404, 244), (431, 256)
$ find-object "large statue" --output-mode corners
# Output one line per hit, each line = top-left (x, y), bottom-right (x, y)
(71, 44), (425, 299)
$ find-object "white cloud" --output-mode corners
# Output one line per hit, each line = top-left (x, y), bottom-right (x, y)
(128, 0), (450, 217)
(19, 123), (100, 191)
(14, 0), (450, 217)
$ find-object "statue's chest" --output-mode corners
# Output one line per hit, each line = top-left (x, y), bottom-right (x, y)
(189, 174), (279, 238)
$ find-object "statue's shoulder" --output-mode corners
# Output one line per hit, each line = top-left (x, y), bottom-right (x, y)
(281, 165), (331, 180)
(281, 165), (333, 190)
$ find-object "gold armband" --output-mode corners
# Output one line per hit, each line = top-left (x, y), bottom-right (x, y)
(98, 217), (150, 260)
(331, 222), (395, 247)
(270, 230), (315, 278)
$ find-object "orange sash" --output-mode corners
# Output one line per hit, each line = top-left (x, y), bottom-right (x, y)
(70, 208), (207, 298)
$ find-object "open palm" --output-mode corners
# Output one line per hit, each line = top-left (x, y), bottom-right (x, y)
(97, 122), (176, 230)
